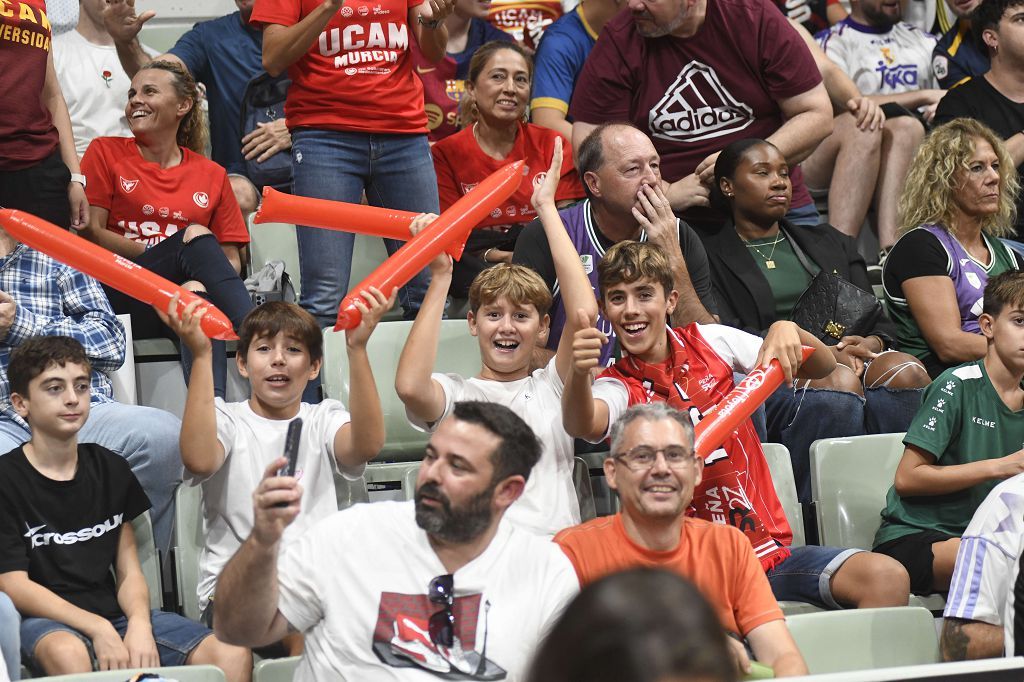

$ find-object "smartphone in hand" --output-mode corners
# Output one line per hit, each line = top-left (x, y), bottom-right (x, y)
(277, 417), (303, 478)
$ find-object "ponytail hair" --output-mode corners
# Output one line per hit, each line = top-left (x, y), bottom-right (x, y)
(137, 60), (209, 155)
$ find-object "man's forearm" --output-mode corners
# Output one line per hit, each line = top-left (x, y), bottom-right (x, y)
(114, 39), (152, 79)
(766, 109), (833, 165)
(661, 249), (713, 326)
(214, 536), (285, 647)
(941, 618), (1004, 661)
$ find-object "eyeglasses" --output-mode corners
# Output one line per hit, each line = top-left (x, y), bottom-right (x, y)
(614, 445), (697, 471)
(428, 573), (456, 648)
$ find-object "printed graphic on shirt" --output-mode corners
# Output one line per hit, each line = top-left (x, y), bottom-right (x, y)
(486, 0), (561, 47)
(317, 13), (408, 75)
(648, 61), (754, 143)
(23, 514), (124, 548)
(372, 591), (506, 679)
(0, 0), (51, 50)
(875, 43), (921, 90)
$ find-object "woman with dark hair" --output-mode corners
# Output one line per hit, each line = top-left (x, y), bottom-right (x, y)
(701, 138), (929, 501)
(431, 41), (585, 296)
(80, 60), (253, 397)
(883, 118), (1024, 378)
(527, 568), (739, 682)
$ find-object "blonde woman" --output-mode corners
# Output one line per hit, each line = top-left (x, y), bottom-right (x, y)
(883, 118), (1023, 378)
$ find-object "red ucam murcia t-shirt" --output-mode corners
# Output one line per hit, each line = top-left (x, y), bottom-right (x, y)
(569, 0), (821, 213)
(0, 0), (59, 170)
(251, 0), (428, 134)
(81, 138), (249, 248)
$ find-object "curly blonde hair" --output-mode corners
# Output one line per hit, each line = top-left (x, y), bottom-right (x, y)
(137, 60), (209, 156)
(897, 118), (1018, 239)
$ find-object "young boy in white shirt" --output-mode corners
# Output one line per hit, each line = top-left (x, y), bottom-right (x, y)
(161, 288), (394, 628)
(396, 140), (598, 536)
(0, 336), (249, 678)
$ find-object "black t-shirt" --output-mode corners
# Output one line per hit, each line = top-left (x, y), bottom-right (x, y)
(934, 76), (1024, 238)
(0, 444), (151, 620)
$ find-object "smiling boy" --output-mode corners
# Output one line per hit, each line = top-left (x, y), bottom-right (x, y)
(562, 240), (912, 610)
(161, 290), (392, 624)
(396, 139), (598, 536)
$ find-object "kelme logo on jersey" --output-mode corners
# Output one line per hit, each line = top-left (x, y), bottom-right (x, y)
(120, 177), (139, 193)
(24, 514), (124, 548)
(193, 192), (209, 209)
(649, 62), (754, 143)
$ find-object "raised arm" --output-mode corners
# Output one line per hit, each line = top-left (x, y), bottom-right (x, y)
(262, 0), (343, 77)
(561, 309), (610, 442)
(534, 139), (599, 381)
(408, 0), (454, 64)
(103, 0), (186, 77)
(334, 287), (397, 467)
(157, 296), (225, 478)
(394, 214), (450, 424)
(214, 459), (300, 647)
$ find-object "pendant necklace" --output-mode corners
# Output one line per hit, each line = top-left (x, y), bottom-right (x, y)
(744, 233), (785, 269)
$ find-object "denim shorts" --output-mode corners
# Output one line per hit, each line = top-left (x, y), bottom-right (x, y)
(767, 545), (864, 609)
(21, 609), (212, 671)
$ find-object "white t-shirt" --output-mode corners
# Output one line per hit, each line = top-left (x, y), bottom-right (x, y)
(816, 19), (938, 96)
(590, 324), (764, 442)
(407, 358), (580, 536)
(944, 473), (1024, 655)
(277, 501), (579, 682)
(186, 398), (359, 613)
(52, 30), (158, 156)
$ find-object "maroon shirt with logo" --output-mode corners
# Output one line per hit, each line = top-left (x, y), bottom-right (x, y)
(0, 0), (59, 170)
(569, 0), (821, 211)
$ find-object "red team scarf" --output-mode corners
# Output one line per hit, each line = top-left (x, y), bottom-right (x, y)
(603, 325), (790, 571)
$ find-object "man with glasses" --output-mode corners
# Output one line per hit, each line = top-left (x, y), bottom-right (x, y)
(212, 401), (579, 681)
(556, 403), (808, 677)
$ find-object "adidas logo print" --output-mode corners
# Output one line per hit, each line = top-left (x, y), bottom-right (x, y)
(649, 61), (754, 143)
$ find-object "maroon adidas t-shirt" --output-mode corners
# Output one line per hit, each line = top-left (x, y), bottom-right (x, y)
(0, 0), (59, 170)
(569, 0), (821, 212)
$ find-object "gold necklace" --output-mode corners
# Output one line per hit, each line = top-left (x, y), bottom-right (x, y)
(744, 233), (785, 269)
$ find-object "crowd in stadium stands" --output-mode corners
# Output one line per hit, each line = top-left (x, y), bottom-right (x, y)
(5, 0), (1024, 676)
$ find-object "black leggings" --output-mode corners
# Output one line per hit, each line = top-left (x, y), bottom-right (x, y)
(103, 230), (254, 398)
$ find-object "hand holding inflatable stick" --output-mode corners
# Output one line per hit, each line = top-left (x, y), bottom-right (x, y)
(693, 346), (815, 459)
(334, 160), (526, 330)
(0, 209), (238, 340)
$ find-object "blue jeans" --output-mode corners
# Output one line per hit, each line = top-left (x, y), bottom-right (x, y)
(785, 202), (820, 227)
(768, 545), (864, 609)
(0, 592), (19, 680)
(0, 402), (182, 554)
(291, 129), (437, 327)
(21, 610), (210, 672)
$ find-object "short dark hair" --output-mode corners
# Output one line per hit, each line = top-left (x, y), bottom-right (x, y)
(9, 336), (92, 397)
(451, 401), (541, 483)
(972, 0), (1024, 50)
(576, 122), (643, 201)
(983, 270), (1024, 317)
(526, 568), (738, 682)
(238, 302), (323, 363)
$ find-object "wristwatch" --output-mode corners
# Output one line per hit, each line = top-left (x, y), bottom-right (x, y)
(69, 173), (87, 188)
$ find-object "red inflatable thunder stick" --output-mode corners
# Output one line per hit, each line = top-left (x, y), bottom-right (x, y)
(693, 346), (816, 458)
(0, 209), (238, 341)
(334, 160), (526, 330)
(256, 187), (417, 240)
(256, 188), (475, 260)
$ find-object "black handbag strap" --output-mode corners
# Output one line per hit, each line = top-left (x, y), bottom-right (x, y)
(782, 224), (821, 277)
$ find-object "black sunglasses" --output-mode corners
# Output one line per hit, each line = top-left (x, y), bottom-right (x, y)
(428, 573), (456, 649)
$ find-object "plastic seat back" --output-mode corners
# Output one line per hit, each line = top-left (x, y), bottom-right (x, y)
(322, 320), (481, 461)
(253, 656), (302, 682)
(173, 482), (204, 621)
(810, 433), (905, 550)
(132, 510), (162, 610)
(786, 606), (940, 674)
(33, 664), (226, 681)
(761, 442), (805, 547)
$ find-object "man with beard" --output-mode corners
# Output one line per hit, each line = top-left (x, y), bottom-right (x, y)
(213, 401), (579, 681)
(555, 403), (808, 677)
